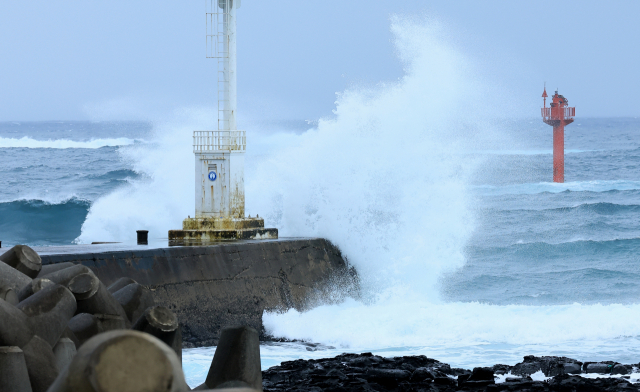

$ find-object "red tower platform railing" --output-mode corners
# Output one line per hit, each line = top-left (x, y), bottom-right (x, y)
(541, 107), (575, 121)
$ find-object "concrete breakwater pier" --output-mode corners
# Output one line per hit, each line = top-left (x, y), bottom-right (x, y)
(21, 238), (355, 347)
(0, 239), (354, 391)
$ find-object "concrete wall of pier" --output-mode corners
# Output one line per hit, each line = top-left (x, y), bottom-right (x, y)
(39, 238), (353, 347)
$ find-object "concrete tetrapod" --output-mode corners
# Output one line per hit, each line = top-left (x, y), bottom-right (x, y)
(36, 262), (76, 278)
(0, 260), (32, 300)
(68, 313), (104, 347)
(18, 278), (55, 302)
(0, 297), (34, 347)
(21, 265), (92, 303)
(0, 245), (41, 278)
(112, 282), (155, 324)
(94, 314), (128, 331)
(52, 338), (76, 374)
(47, 330), (189, 392)
(22, 335), (59, 392)
(106, 277), (136, 294)
(67, 273), (131, 328)
(0, 286), (19, 305)
(195, 326), (262, 391)
(60, 327), (80, 348)
(17, 284), (77, 348)
(132, 306), (182, 363)
(38, 264), (92, 289)
(0, 346), (33, 392)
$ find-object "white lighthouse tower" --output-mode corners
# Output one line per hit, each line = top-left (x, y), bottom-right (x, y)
(169, 0), (277, 241)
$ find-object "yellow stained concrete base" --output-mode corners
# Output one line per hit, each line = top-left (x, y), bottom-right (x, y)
(168, 228), (278, 241)
(182, 217), (265, 230)
(169, 217), (278, 241)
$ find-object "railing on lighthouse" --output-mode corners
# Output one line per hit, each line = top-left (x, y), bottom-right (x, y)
(541, 107), (575, 121)
(193, 130), (246, 152)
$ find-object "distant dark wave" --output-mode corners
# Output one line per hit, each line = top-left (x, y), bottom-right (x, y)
(0, 198), (90, 246)
(475, 180), (640, 195)
(6, 164), (49, 173)
(554, 202), (640, 214)
(0, 136), (138, 149)
(498, 202), (640, 216)
(442, 265), (640, 306)
(469, 237), (640, 262)
(84, 169), (141, 181)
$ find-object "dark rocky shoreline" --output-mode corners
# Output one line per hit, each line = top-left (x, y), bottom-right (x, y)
(262, 353), (639, 391)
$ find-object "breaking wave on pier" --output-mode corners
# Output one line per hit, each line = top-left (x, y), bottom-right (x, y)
(67, 16), (640, 368)
(257, 17), (640, 365)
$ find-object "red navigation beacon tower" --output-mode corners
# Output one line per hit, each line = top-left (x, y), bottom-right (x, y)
(541, 86), (575, 183)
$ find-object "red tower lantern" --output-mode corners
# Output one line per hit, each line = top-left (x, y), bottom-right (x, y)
(541, 87), (575, 183)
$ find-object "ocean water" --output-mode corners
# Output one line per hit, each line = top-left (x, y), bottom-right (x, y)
(0, 121), (149, 245)
(2, 18), (640, 388)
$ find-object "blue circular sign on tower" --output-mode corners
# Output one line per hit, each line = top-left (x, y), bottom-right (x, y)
(208, 171), (217, 181)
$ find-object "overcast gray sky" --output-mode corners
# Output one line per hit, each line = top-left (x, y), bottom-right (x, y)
(1, 1), (639, 121)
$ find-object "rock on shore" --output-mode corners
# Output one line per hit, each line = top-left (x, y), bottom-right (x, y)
(262, 353), (640, 391)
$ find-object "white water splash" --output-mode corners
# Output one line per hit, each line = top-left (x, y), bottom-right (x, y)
(76, 15), (640, 368)
(258, 17), (640, 362)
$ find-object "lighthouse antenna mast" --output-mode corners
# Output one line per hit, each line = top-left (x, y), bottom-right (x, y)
(206, 0), (238, 131)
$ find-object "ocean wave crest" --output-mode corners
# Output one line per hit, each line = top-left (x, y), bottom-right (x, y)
(0, 136), (140, 149)
(0, 197), (91, 246)
(474, 149), (597, 155)
(83, 169), (142, 181)
(470, 237), (640, 258)
(556, 201), (640, 215)
(476, 180), (640, 195)
(497, 202), (640, 215)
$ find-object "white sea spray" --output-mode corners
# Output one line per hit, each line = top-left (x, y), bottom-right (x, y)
(73, 15), (640, 371)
